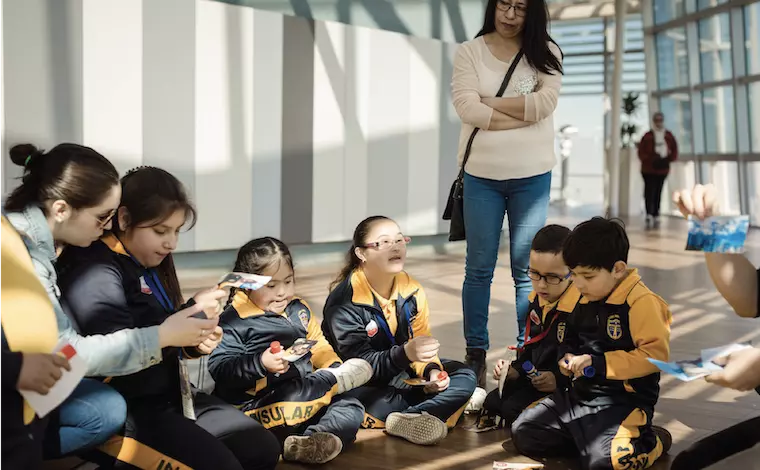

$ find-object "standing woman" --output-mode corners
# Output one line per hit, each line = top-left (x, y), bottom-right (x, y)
(638, 111), (678, 229)
(451, 0), (563, 386)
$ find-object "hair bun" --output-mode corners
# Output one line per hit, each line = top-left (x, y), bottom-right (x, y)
(9, 144), (42, 168)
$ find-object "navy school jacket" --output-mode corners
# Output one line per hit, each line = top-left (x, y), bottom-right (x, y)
(513, 284), (581, 384)
(57, 233), (203, 402)
(208, 292), (342, 406)
(321, 269), (443, 385)
(559, 269), (672, 408)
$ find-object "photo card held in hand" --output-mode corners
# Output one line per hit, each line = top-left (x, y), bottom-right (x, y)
(217, 272), (271, 291)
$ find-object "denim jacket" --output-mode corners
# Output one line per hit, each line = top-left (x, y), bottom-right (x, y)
(5, 205), (162, 377)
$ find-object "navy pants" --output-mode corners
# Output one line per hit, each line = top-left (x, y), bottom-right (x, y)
(511, 390), (665, 470)
(242, 370), (365, 447)
(483, 377), (548, 426)
(355, 360), (476, 429)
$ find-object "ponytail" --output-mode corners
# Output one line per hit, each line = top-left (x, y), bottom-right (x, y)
(329, 215), (391, 291)
(4, 143), (118, 213)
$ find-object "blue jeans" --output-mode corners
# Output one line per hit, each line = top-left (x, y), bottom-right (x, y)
(462, 171), (551, 349)
(44, 378), (127, 458)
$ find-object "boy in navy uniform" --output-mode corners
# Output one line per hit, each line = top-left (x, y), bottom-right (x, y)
(511, 217), (672, 470)
(480, 225), (580, 427)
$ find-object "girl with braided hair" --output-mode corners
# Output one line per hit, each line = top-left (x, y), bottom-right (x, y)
(209, 237), (372, 465)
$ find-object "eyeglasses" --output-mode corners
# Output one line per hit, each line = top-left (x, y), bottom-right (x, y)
(527, 269), (571, 285)
(94, 209), (116, 228)
(497, 0), (527, 16)
(363, 236), (411, 251)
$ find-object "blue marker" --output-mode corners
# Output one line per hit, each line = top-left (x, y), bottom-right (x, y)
(522, 361), (541, 378)
(564, 359), (595, 379)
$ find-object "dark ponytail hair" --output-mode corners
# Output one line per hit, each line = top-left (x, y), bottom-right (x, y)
(476, 0), (563, 76)
(225, 237), (294, 309)
(330, 215), (392, 291)
(4, 143), (119, 213)
(114, 166), (197, 308)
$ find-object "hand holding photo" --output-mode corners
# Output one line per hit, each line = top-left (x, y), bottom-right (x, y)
(217, 272), (271, 291)
(648, 357), (723, 382)
(403, 378), (438, 387)
(283, 338), (318, 362)
(685, 215), (749, 253)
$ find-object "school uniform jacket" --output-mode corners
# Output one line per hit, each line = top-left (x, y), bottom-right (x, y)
(513, 284), (581, 383)
(57, 233), (203, 402)
(322, 269), (443, 385)
(208, 293), (342, 406)
(559, 269), (672, 408)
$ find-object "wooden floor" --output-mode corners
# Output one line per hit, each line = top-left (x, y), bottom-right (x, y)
(47, 210), (760, 469)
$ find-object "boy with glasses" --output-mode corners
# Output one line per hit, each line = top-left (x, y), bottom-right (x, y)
(477, 224), (580, 428)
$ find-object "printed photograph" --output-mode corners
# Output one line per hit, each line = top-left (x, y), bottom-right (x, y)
(685, 215), (750, 253)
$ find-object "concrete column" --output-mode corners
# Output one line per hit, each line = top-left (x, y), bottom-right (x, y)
(608, 0), (626, 217)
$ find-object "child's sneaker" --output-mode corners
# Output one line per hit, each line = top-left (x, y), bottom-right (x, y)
(319, 358), (372, 394)
(283, 432), (343, 464)
(465, 387), (488, 414)
(385, 411), (448, 445)
(653, 425), (672, 454)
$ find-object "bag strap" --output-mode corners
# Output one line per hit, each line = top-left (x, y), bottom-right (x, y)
(459, 49), (525, 178)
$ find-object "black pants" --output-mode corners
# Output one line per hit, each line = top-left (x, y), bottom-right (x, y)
(242, 370), (364, 447)
(671, 417), (760, 470)
(511, 390), (664, 470)
(483, 377), (549, 426)
(642, 173), (667, 217)
(1, 410), (48, 470)
(87, 392), (280, 470)
(356, 360), (476, 429)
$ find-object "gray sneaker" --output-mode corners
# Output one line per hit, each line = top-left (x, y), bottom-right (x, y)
(319, 358), (373, 394)
(385, 412), (448, 445)
(283, 432), (343, 464)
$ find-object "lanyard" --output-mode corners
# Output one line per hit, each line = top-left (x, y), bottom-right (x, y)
(141, 267), (174, 313)
(375, 301), (414, 346)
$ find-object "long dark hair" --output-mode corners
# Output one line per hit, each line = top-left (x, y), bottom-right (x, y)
(114, 166), (197, 308)
(330, 216), (392, 291)
(225, 237), (294, 309)
(4, 143), (119, 213)
(476, 0), (563, 75)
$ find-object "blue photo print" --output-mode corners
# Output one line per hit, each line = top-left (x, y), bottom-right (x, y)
(685, 215), (749, 253)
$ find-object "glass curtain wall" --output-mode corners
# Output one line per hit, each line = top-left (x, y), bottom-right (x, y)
(648, 0), (760, 221)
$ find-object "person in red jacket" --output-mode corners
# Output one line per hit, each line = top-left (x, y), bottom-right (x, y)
(638, 112), (678, 229)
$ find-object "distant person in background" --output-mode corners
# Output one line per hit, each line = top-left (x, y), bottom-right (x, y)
(638, 111), (678, 229)
(451, 0), (564, 388)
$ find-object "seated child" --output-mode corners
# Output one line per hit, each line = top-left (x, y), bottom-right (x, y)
(322, 216), (477, 446)
(208, 237), (373, 465)
(479, 225), (580, 428)
(511, 217), (673, 470)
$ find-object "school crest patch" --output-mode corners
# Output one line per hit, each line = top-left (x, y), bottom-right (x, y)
(297, 309), (310, 329)
(556, 322), (566, 343)
(607, 314), (623, 340)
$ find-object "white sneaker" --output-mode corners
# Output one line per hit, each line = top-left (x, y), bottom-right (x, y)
(319, 358), (373, 394)
(283, 432), (343, 464)
(386, 412), (448, 445)
(465, 387), (487, 414)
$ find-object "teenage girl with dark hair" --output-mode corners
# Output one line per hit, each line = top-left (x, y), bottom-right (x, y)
(452, 0), (564, 386)
(209, 237), (372, 464)
(4, 144), (218, 460)
(57, 167), (280, 470)
(322, 216), (477, 446)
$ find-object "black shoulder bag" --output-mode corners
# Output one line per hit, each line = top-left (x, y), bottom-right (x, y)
(443, 50), (525, 242)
